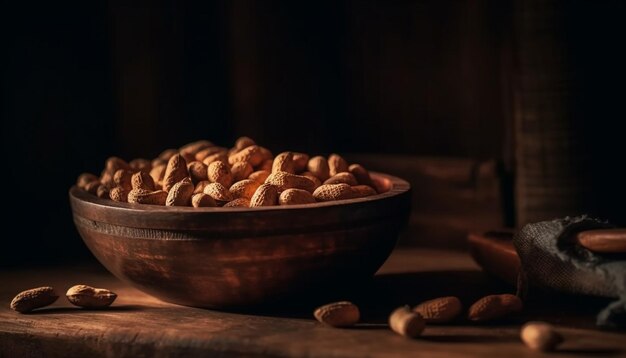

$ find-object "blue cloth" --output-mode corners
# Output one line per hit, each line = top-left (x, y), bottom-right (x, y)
(514, 216), (626, 328)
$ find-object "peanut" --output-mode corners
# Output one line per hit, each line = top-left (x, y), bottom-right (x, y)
(328, 154), (348, 177)
(151, 158), (167, 168)
(313, 301), (360, 328)
(158, 148), (178, 161)
(187, 161), (208, 183)
(202, 152), (229, 166)
(248, 170), (271, 183)
(84, 180), (101, 195)
(113, 169), (133, 191)
(292, 152), (309, 173)
(234, 136), (256, 152)
(193, 180), (210, 194)
(166, 179), (194, 206)
(208, 161), (233, 187)
(195, 146), (227, 162)
(96, 185), (110, 199)
(324, 172), (358, 186)
(307, 156), (330, 181)
(279, 189), (315, 205)
(520, 322), (563, 352)
(109, 186), (129, 202)
(231, 162), (254, 182)
(99, 170), (114, 189)
(203, 182), (233, 203)
(128, 189), (168, 205)
(228, 145), (264, 167)
(191, 193), (217, 207)
(163, 154), (188, 192)
(129, 158), (151, 173)
(179, 151), (196, 164)
(301, 171), (322, 189)
(258, 159), (273, 171)
(259, 146), (273, 161)
(352, 185), (377, 198)
(313, 184), (355, 202)
(468, 294), (523, 322)
(265, 171), (316, 193)
(349, 164), (375, 189)
(180, 140), (213, 155)
(224, 198), (251, 207)
(272, 152), (295, 174)
(10, 287), (59, 313)
(229, 179), (261, 199)
(105, 156), (130, 174)
(149, 164), (166, 188)
(66, 285), (117, 308)
(131, 171), (156, 191)
(249, 183), (279, 207)
(413, 296), (462, 323)
(389, 306), (426, 338)
(77, 173), (99, 189)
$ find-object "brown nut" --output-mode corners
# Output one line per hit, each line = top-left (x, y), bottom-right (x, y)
(163, 154), (189, 192)
(468, 294), (523, 322)
(307, 156), (330, 181)
(520, 321), (563, 352)
(279, 188), (316, 205)
(413, 296), (462, 323)
(313, 301), (360, 328)
(328, 154), (349, 177)
(389, 306), (425, 338)
(10, 287), (59, 313)
(191, 193), (217, 208)
(66, 285), (117, 308)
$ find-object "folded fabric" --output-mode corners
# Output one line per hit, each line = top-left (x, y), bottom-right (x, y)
(514, 215), (626, 328)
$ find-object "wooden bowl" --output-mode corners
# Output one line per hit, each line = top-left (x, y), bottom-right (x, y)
(69, 173), (411, 309)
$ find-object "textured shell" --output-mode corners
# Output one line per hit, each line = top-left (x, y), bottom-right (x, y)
(96, 185), (110, 199)
(149, 164), (166, 188)
(193, 180), (210, 194)
(265, 171), (316, 193)
(229, 179), (261, 199)
(349, 164), (375, 188)
(292, 153), (309, 173)
(203, 182), (233, 202)
(351, 185), (377, 198)
(228, 145), (264, 167)
(389, 306), (425, 338)
(279, 189), (316, 205)
(208, 161), (233, 187)
(201, 152), (229, 166)
(272, 152), (295, 174)
(179, 140), (213, 155)
(249, 183), (279, 207)
(313, 184), (355, 202)
(109, 186), (129, 202)
(258, 159), (273, 171)
(191, 193), (217, 207)
(224, 198), (251, 207)
(77, 173), (99, 189)
(105, 156), (130, 174)
(324, 172), (358, 186)
(128, 189), (168, 205)
(10, 287), (59, 313)
(66, 285), (117, 308)
(248, 170), (271, 183)
(313, 301), (360, 327)
(129, 158), (152, 173)
(113, 169), (133, 191)
(195, 146), (227, 162)
(157, 148), (178, 161)
(84, 181), (101, 195)
(166, 180), (194, 206)
(132, 171), (156, 191)
(413, 296), (462, 323)
(187, 161), (208, 183)
(163, 154), (189, 192)
(234, 136), (256, 152)
(307, 156), (330, 181)
(328, 154), (349, 177)
(301, 172), (322, 189)
(231, 162), (254, 182)
(468, 294), (523, 321)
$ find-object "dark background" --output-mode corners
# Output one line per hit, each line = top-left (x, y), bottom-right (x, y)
(2, 0), (625, 266)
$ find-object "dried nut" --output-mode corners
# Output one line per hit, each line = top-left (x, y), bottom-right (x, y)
(258, 146), (273, 161)
(301, 171), (322, 189)
(132, 171), (156, 191)
(328, 154), (349, 177)
(201, 152), (229, 166)
(180, 140), (213, 155)
(249, 170), (271, 183)
(389, 306), (426, 338)
(203, 182), (233, 203)
(307, 156), (330, 181)
(77, 173), (99, 189)
(163, 154), (189, 192)
(151, 158), (167, 168)
(166, 179), (194, 206)
(265, 171), (316, 193)
(99, 170), (114, 189)
(324, 172), (358, 186)
(279, 188), (316, 205)
(230, 179), (261, 199)
(128, 189), (168, 205)
(208, 161), (233, 187)
(84, 180), (101, 195)
(96, 185), (110, 199)
(413, 296), (462, 323)
(234, 136), (256, 152)
(228, 145), (264, 167)
(187, 161), (208, 183)
(195, 146), (227, 162)
(231, 162), (254, 182)
(194, 180), (210, 194)
(191, 193), (217, 207)
(149, 164), (166, 188)
(10, 287), (59, 313)
(105, 156), (130, 174)
(272, 152), (295, 174)
(158, 148), (179, 161)
(520, 321), (563, 352)
(351, 185), (377, 198)
(313, 184), (355, 202)
(66, 285), (117, 308)
(129, 158), (151, 172)
(224, 198), (251, 207)
(249, 183), (279, 207)
(313, 301), (360, 327)
(109, 186), (129, 202)
(468, 294), (523, 322)
(113, 169), (133, 191)
(258, 159), (273, 171)
(292, 153), (309, 173)
(349, 164), (375, 189)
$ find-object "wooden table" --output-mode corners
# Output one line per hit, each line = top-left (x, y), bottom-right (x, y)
(1, 249), (624, 357)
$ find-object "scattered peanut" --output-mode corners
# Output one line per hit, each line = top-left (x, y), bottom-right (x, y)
(10, 287), (59, 313)
(413, 296), (462, 323)
(468, 294), (523, 322)
(66, 285), (117, 308)
(389, 306), (426, 338)
(520, 321), (563, 352)
(313, 301), (360, 327)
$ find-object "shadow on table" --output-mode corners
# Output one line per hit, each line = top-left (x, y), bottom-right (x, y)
(25, 305), (154, 315)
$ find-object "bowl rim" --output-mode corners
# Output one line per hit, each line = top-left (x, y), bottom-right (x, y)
(69, 171), (410, 213)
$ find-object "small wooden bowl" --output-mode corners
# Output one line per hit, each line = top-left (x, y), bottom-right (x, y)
(69, 173), (411, 309)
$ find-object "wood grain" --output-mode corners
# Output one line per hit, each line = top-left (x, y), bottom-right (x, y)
(1, 249), (624, 358)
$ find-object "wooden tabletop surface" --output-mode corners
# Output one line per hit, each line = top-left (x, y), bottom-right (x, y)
(1, 248), (624, 358)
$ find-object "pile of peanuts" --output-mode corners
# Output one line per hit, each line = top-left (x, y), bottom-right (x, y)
(76, 137), (380, 207)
